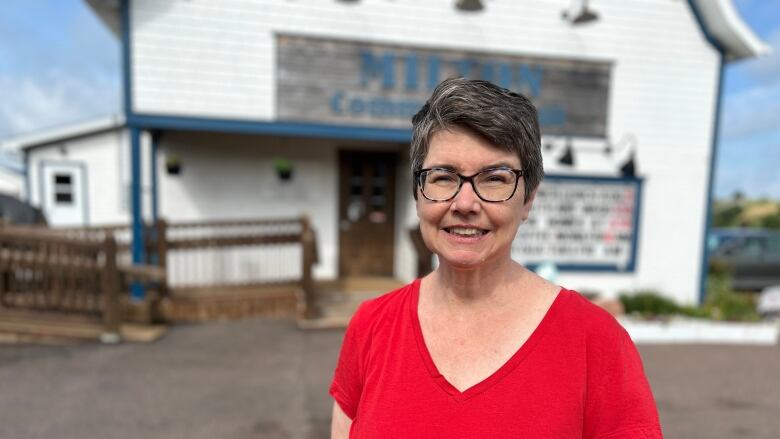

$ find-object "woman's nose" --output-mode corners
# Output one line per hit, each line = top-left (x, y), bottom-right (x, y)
(450, 180), (482, 213)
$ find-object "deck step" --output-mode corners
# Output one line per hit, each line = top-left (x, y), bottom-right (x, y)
(300, 276), (405, 330)
(0, 315), (167, 344)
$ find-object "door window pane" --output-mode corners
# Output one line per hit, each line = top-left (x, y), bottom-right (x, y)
(53, 173), (74, 205)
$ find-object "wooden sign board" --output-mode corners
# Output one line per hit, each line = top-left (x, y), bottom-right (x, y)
(277, 35), (611, 137)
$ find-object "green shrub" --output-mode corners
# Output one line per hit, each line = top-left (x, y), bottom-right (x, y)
(619, 276), (761, 322)
(705, 273), (760, 322)
(677, 305), (711, 319)
(619, 291), (680, 317)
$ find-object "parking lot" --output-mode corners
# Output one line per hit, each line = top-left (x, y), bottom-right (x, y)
(1, 318), (779, 439)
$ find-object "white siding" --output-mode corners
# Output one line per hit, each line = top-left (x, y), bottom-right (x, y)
(26, 129), (153, 226)
(129, 0), (721, 303)
(157, 132), (407, 280)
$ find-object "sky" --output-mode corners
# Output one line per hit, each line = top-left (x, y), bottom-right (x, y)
(0, 0), (778, 200)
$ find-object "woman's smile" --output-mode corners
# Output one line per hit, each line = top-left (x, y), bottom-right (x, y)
(442, 225), (490, 241)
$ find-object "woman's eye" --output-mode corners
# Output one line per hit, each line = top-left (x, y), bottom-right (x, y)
(483, 174), (510, 184)
(428, 173), (457, 184)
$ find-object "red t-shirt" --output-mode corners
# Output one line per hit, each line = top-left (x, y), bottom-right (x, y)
(330, 279), (662, 438)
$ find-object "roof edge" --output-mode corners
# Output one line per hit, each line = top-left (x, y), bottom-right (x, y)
(85, 0), (121, 36)
(691, 0), (772, 61)
(1, 115), (126, 151)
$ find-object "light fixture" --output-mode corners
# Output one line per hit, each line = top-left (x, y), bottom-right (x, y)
(456, 0), (484, 12)
(558, 138), (575, 166)
(620, 153), (636, 178)
(606, 134), (638, 177)
(562, 0), (599, 25)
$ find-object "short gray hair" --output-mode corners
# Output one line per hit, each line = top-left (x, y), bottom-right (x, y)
(410, 77), (543, 202)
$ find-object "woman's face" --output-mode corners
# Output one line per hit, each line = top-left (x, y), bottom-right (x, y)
(416, 126), (536, 270)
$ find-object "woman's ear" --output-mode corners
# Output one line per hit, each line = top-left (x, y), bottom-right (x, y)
(520, 187), (538, 222)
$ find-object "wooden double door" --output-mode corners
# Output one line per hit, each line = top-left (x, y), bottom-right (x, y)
(338, 151), (397, 277)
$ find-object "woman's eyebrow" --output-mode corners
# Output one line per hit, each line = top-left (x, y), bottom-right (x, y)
(425, 162), (519, 172)
(425, 164), (458, 171)
(483, 161), (518, 170)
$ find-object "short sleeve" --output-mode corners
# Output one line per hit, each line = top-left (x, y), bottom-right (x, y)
(329, 303), (369, 420)
(584, 321), (663, 439)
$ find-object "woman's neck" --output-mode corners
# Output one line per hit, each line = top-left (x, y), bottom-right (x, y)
(427, 255), (529, 312)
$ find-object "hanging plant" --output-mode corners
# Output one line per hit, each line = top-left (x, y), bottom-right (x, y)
(274, 157), (294, 181)
(166, 154), (182, 175)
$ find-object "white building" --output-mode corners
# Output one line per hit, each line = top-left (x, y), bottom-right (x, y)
(15, 0), (769, 305)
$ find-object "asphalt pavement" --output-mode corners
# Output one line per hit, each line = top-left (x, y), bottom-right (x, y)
(1, 318), (779, 439)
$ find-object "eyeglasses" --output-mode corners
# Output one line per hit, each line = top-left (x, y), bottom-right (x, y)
(415, 167), (525, 202)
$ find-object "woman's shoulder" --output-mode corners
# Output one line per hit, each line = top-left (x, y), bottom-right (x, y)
(347, 279), (418, 331)
(554, 287), (630, 341)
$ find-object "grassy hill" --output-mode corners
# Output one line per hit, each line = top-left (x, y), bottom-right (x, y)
(713, 198), (780, 229)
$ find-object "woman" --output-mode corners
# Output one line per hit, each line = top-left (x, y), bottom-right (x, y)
(330, 78), (662, 438)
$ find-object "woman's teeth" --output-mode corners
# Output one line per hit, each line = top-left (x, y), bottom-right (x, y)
(446, 227), (486, 236)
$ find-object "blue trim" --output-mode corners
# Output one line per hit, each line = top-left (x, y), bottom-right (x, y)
(688, 0), (726, 305)
(122, 1), (145, 298)
(699, 56), (725, 304)
(126, 113), (613, 143)
(544, 173), (643, 185)
(150, 130), (160, 223)
(130, 127), (145, 300)
(127, 113), (412, 143)
(630, 173), (644, 274)
(120, 0), (132, 116)
(524, 174), (644, 273)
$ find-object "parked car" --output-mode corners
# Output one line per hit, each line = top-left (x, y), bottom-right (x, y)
(710, 229), (780, 291)
(0, 193), (47, 226)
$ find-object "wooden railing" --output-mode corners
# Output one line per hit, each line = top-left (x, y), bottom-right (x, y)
(409, 226), (434, 278)
(59, 216), (319, 316)
(0, 226), (163, 335)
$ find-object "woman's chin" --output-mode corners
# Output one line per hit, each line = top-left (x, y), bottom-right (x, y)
(438, 252), (490, 271)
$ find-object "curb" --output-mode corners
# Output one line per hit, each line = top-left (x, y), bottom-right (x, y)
(620, 317), (780, 345)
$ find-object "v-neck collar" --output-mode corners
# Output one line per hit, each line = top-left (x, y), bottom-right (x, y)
(409, 277), (568, 402)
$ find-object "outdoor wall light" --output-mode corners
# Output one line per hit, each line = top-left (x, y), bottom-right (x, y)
(606, 134), (638, 178)
(620, 153), (636, 178)
(562, 0), (599, 25)
(543, 138), (574, 167)
(558, 138), (575, 166)
(456, 0), (484, 12)
(545, 134), (638, 176)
